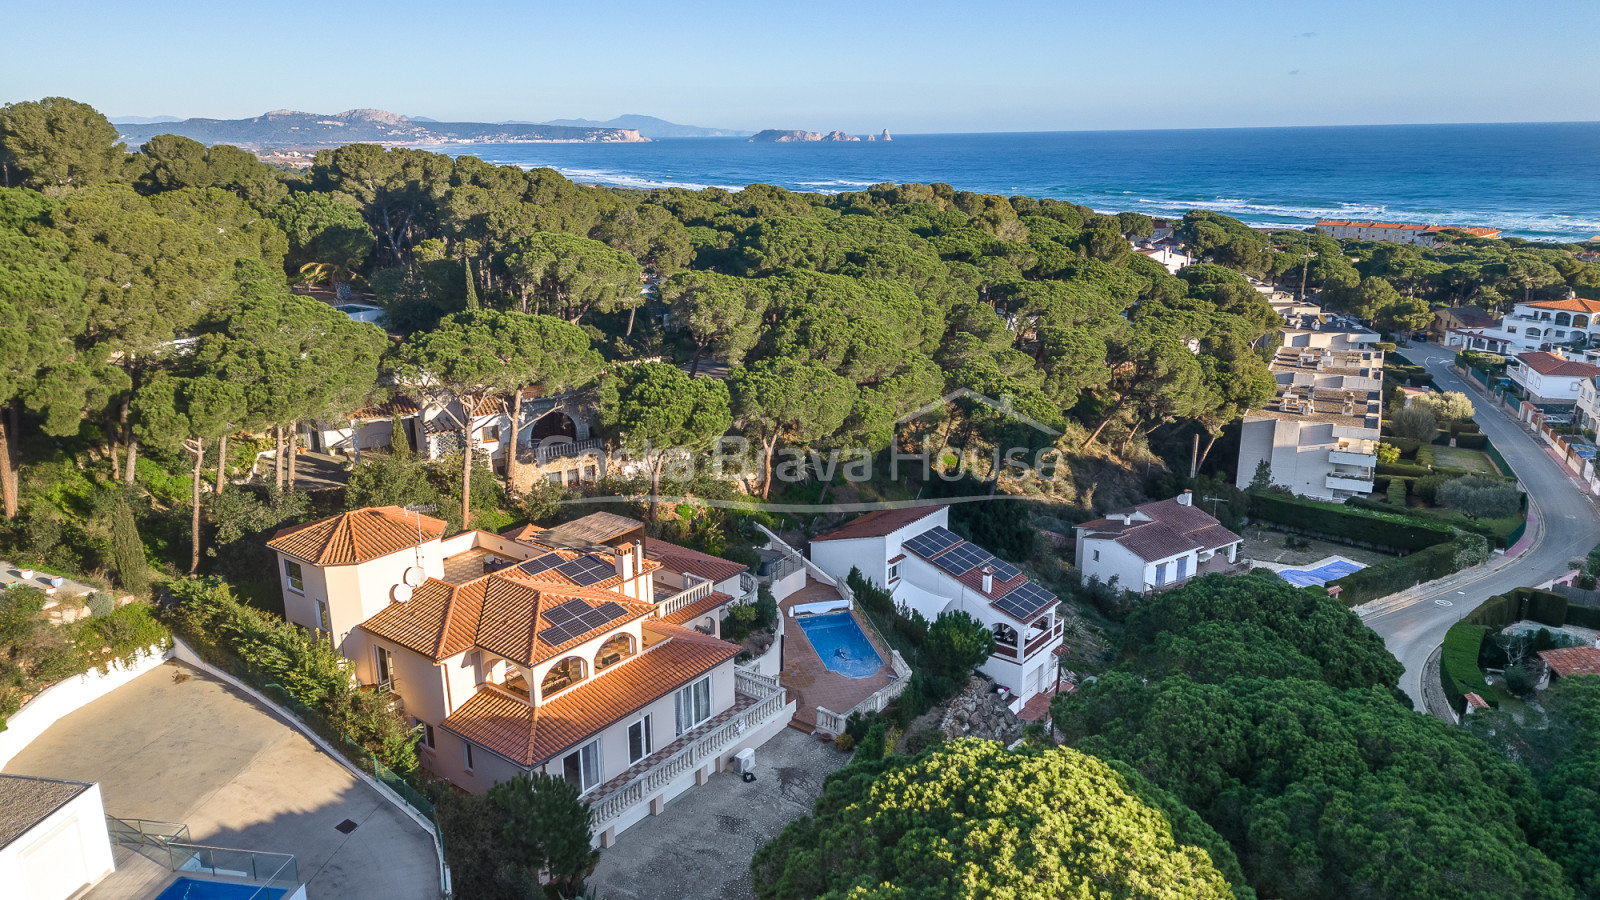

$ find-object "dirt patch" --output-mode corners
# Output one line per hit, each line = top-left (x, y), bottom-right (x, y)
(1240, 527), (1397, 569)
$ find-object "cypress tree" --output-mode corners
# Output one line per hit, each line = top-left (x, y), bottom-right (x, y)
(111, 494), (149, 596)
(390, 412), (411, 460)
(463, 259), (479, 310)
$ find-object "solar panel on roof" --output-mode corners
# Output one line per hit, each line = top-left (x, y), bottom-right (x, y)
(517, 552), (564, 576)
(556, 554), (615, 587)
(538, 625), (576, 646)
(987, 559), (1022, 583)
(903, 526), (961, 559)
(931, 542), (994, 577)
(994, 582), (1057, 621)
(544, 606), (577, 626)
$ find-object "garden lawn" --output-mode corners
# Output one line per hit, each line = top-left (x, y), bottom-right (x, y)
(1432, 446), (1500, 475)
(1400, 505), (1524, 544)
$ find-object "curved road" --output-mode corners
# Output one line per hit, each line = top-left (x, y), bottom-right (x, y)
(1363, 343), (1600, 707)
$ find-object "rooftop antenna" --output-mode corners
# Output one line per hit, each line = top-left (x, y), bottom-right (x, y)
(1203, 496), (1229, 519)
(405, 503), (437, 568)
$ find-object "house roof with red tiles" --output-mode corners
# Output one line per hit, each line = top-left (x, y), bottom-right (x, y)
(811, 506), (944, 542)
(1540, 646), (1600, 678)
(1515, 351), (1600, 378)
(361, 572), (656, 667)
(1074, 495), (1242, 564)
(1527, 296), (1600, 315)
(660, 591), (733, 627)
(1464, 692), (1490, 710)
(506, 512), (644, 550)
(267, 506), (447, 566)
(645, 539), (749, 584)
(440, 621), (738, 765)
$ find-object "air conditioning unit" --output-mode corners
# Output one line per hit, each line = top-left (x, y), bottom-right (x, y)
(734, 748), (756, 777)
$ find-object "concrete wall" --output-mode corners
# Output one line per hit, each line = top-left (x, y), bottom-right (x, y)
(0, 644), (170, 770)
(0, 781), (114, 900)
(809, 535), (889, 589)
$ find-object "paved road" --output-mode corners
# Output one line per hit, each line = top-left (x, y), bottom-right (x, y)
(1364, 343), (1600, 707)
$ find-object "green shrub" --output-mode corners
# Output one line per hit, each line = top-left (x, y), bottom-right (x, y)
(1329, 533), (1489, 606)
(1503, 664), (1536, 697)
(1566, 605), (1600, 629)
(1378, 462), (1432, 478)
(1250, 493), (1455, 552)
(1454, 432), (1488, 449)
(1415, 448), (1435, 468)
(1525, 589), (1568, 627)
(1449, 420), (1482, 434)
(85, 592), (115, 618)
(832, 732), (855, 752)
(903, 728), (944, 755)
(1377, 444), (1401, 465)
(1413, 473), (1456, 505)
(1439, 475), (1522, 518)
(1386, 477), (1408, 506)
(1441, 622), (1492, 714)
(1376, 341), (1397, 352)
(1385, 437), (1423, 456)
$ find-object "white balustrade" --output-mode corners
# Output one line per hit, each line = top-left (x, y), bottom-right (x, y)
(656, 580), (713, 617)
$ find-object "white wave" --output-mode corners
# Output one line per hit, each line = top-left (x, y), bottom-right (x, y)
(513, 164), (744, 192)
(1131, 196), (1389, 220)
(795, 179), (880, 188)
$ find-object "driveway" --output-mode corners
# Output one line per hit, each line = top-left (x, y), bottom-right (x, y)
(1363, 343), (1600, 707)
(2, 660), (439, 900)
(588, 727), (847, 900)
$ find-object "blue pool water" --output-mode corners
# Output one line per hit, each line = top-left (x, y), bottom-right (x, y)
(155, 878), (290, 900)
(796, 612), (884, 679)
(1278, 559), (1366, 588)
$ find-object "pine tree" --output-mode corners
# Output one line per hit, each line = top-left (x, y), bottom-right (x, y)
(111, 493), (149, 596)
(1248, 459), (1273, 493)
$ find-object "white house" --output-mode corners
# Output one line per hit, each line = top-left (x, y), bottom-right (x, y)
(808, 507), (1065, 712)
(0, 775), (115, 900)
(1072, 491), (1243, 594)
(1235, 345), (1384, 501)
(1445, 296), (1600, 358)
(1315, 220), (1501, 247)
(1507, 350), (1600, 409)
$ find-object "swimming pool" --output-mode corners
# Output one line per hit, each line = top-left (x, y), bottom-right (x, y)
(1277, 558), (1366, 588)
(155, 877), (291, 900)
(796, 612), (884, 678)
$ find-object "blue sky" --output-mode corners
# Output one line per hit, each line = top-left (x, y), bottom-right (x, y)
(7, 0), (1598, 132)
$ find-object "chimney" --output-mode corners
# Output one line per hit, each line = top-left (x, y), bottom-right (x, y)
(1177, 490), (1193, 507)
(615, 548), (633, 583)
(981, 566), (993, 594)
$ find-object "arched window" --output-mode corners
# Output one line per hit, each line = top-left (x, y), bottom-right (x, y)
(1527, 327), (1542, 338)
(594, 633), (634, 671)
(1575, 315), (1590, 329)
(541, 657), (586, 697)
(1556, 313), (1572, 327)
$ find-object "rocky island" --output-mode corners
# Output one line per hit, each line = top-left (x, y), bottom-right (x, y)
(115, 108), (647, 150)
(749, 128), (890, 143)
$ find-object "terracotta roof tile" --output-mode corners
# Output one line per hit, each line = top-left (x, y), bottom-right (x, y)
(1528, 297), (1600, 314)
(661, 591), (733, 626)
(645, 540), (749, 584)
(1540, 647), (1600, 677)
(1516, 351), (1600, 378)
(267, 506), (446, 566)
(1074, 497), (1241, 564)
(442, 628), (738, 765)
(360, 573), (655, 667)
(812, 506), (943, 542)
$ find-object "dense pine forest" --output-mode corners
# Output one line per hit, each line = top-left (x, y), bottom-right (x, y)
(6, 95), (1600, 900)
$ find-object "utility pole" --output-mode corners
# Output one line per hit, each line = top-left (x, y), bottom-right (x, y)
(1189, 433), (1199, 479)
(1299, 251), (1316, 303)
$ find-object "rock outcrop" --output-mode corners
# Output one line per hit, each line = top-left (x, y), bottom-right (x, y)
(749, 129), (865, 143)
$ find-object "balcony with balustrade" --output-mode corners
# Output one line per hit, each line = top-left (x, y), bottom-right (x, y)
(587, 668), (790, 842)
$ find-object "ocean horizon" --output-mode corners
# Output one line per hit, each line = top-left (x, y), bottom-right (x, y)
(431, 121), (1600, 241)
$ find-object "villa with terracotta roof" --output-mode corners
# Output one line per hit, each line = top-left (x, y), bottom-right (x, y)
(1073, 491), (1244, 594)
(1444, 296), (1600, 360)
(808, 506), (1065, 712)
(1538, 646), (1600, 681)
(1315, 220), (1502, 246)
(267, 509), (792, 847)
(1507, 350), (1600, 409)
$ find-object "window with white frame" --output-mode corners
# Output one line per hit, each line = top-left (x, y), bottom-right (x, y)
(284, 559), (304, 593)
(562, 740), (601, 792)
(463, 740), (475, 772)
(315, 599), (331, 636)
(627, 715), (653, 764)
(675, 677), (712, 737)
(374, 645), (394, 690)
(887, 562), (899, 582)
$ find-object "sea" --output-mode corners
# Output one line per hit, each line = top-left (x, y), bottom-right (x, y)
(431, 122), (1600, 242)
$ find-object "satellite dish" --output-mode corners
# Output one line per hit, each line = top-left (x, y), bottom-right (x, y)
(393, 584), (414, 603)
(403, 567), (426, 587)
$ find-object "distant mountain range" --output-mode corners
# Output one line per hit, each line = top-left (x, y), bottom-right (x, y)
(113, 109), (647, 148)
(539, 115), (750, 139)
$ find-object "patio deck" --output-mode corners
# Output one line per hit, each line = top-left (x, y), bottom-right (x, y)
(778, 579), (894, 733)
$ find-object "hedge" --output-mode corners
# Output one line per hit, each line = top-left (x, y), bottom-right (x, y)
(1385, 478), (1408, 506)
(1567, 605), (1600, 629)
(1455, 432), (1489, 450)
(1385, 437), (1423, 455)
(1378, 462), (1432, 478)
(1449, 420), (1482, 435)
(1441, 623), (1493, 715)
(1327, 533), (1489, 606)
(1249, 493), (1455, 553)
(1463, 587), (1571, 629)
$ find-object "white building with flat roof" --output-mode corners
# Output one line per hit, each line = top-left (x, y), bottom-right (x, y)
(1235, 345), (1384, 501)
